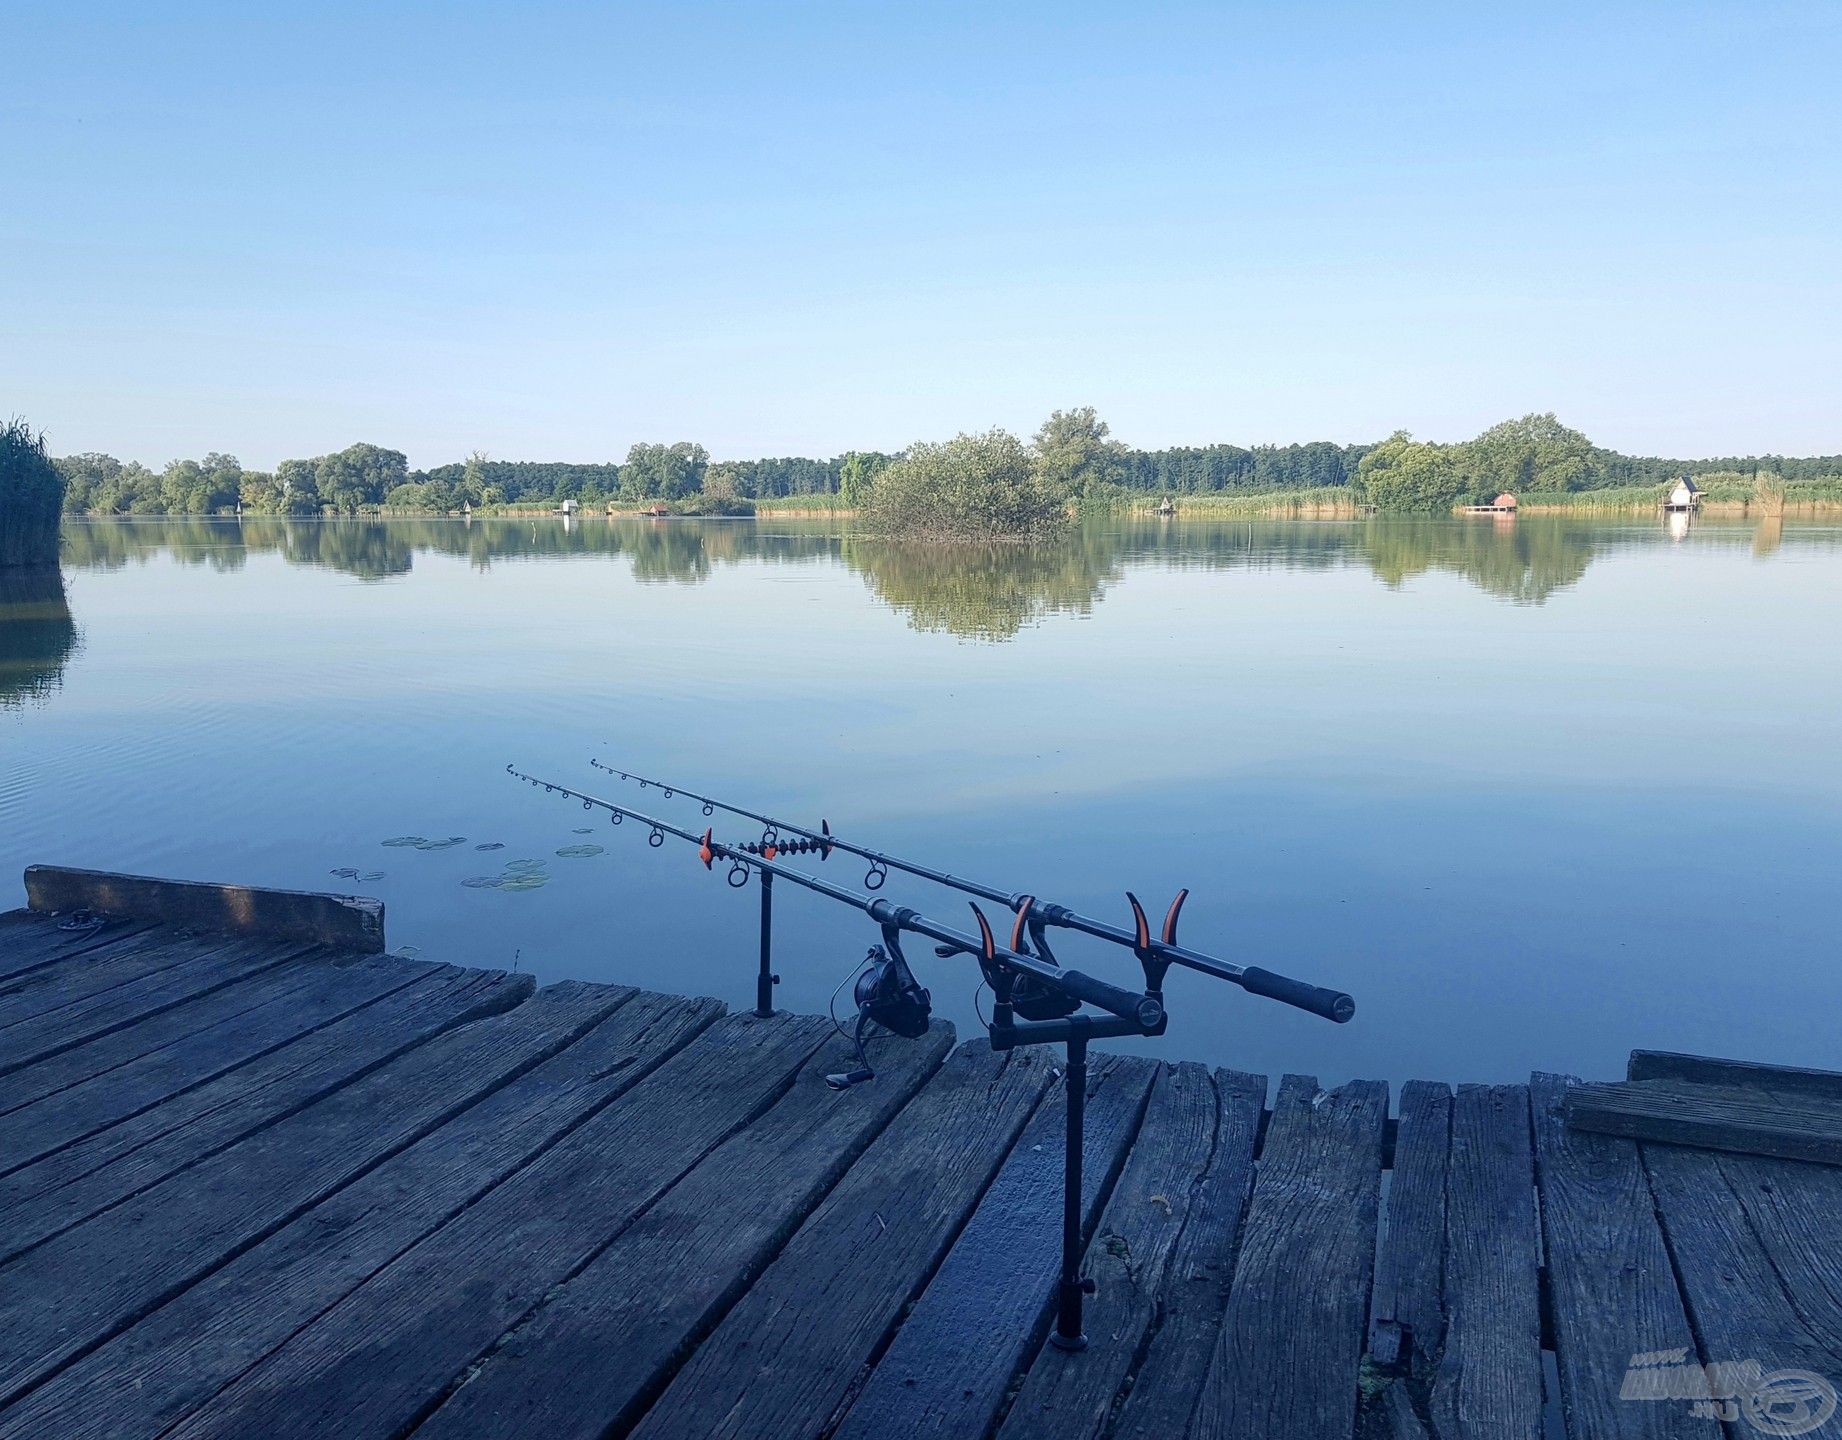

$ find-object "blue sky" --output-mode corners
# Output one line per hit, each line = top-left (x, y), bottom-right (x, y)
(4, 1), (1838, 469)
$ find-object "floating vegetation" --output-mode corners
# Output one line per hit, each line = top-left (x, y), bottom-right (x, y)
(396, 945), (423, 958)
(382, 836), (425, 848)
(474, 842), (505, 852)
(555, 844), (604, 858)
(360, 870), (385, 882)
(330, 867), (360, 880)
(572, 827), (594, 835)
(463, 854), (552, 893)
(383, 836), (468, 851)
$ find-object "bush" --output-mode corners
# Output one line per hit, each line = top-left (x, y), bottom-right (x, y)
(1, 418), (68, 566)
(861, 429), (1070, 541)
(1355, 431), (1469, 513)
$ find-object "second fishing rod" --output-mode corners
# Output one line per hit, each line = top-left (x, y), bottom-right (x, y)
(589, 757), (1354, 1025)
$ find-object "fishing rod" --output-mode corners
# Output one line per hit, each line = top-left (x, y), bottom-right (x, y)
(587, 757), (1354, 1025)
(506, 766), (1162, 1032)
(511, 761), (1356, 1354)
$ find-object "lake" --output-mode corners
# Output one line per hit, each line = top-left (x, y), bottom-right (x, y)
(4, 512), (1838, 1087)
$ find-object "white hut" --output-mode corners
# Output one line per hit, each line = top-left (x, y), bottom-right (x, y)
(1664, 476), (1701, 511)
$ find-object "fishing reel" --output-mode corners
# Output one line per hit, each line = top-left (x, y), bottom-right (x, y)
(824, 930), (932, 1091)
(948, 897), (1079, 1024)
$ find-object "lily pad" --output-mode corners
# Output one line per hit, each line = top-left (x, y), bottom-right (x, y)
(330, 867), (360, 880)
(555, 844), (604, 858)
(498, 873), (549, 892)
(413, 836), (468, 851)
(474, 842), (505, 852)
(360, 870), (386, 882)
(461, 875), (505, 889)
(382, 836), (426, 848)
(504, 858), (547, 874)
(572, 827), (593, 835)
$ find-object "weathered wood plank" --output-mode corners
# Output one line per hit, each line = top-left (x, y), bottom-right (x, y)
(831, 1053), (1160, 1440)
(626, 1042), (1059, 1440)
(1568, 1077), (1842, 1168)
(1528, 1073), (1719, 1440)
(1107, 1069), (1267, 1440)
(0, 912), (159, 981)
(415, 1022), (955, 1440)
(0, 964), (522, 1261)
(0, 928), (208, 1025)
(0, 967), (567, 1408)
(160, 1011), (835, 1440)
(1368, 1080), (1452, 1379)
(1642, 1141), (1842, 1437)
(0, 952), (432, 1175)
(1190, 1074), (1389, 1440)
(24, 866), (385, 952)
(1628, 1049), (1842, 1101)
(0, 988), (721, 1440)
(1428, 1084), (1543, 1440)
(0, 948), (428, 1118)
(996, 1063), (1243, 1440)
(0, 936), (308, 1078)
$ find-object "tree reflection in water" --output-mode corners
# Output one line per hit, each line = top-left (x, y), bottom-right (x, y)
(0, 568), (78, 708)
(50, 513), (1839, 643)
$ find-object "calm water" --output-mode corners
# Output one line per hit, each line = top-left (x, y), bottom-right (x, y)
(4, 513), (1838, 1087)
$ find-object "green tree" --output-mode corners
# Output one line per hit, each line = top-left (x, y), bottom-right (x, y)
(1356, 431), (1467, 513)
(837, 451), (885, 508)
(621, 442), (708, 500)
(1458, 413), (1602, 495)
(1032, 407), (1127, 499)
(861, 429), (1069, 540)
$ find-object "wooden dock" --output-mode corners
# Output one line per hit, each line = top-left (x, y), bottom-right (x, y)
(2, 875), (1839, 1439)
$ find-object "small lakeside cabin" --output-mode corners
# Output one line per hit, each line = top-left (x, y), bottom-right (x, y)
(1663, 475), (1701, 511)
(556, 498), (579, 516)
(1463, 492), (1519, 514)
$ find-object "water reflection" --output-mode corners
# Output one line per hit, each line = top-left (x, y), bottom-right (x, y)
(0, 568), (79, 708)
(54, 514), (1840, 641)
(843, 531), (1120, 640)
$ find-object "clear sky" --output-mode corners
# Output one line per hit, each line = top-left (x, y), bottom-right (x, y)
(4, 1), (1838, 470)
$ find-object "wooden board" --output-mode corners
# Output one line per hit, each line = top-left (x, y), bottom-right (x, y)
(997, 1063), (1252, 1440)
(0, 936), (307, 1077)
(0, 964), (526, 1261)
(1189, 1074), (1389, 1440)
(159, 1012), (835, 1440)
(1528, 1073), (1720, 1440)
(0, 928), (208, 1025)
(1368, 1079), (1452, 1379)
(0, 913), (158, 982)
(625, 1042), (1060, 1440)
(1427, 1084), (1543, 1440)
(414, 1022), (956, 1440)
(1106, 1069), (1267, 1440)
(1642, 1142), (1842, 1438)
(1566, 1077), (1842, 1168)
(0, 988), (721, 1440)
(830, 1053), (1160, 1440)
(24, 867), (385, 952)
(1628, 1049), (1842, 1101)
(0, 953), (427, 1172)
(0, 964), (559, 1407)
(0, 957), (427, 1126)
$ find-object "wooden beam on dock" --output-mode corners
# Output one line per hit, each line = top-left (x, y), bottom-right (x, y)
(24, 866), (385, 953)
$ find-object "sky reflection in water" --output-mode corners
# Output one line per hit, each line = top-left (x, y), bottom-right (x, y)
(3, 514), (1837, 1087)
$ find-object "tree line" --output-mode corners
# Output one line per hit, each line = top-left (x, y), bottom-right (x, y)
(48, 412), (1842, 517)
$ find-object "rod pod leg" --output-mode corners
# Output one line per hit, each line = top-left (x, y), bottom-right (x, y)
(1050, 1033), (1093, 1351)
(755, 871), (777, 1017)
